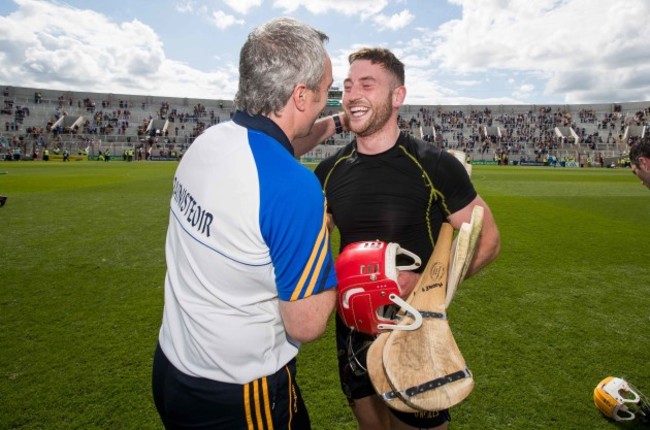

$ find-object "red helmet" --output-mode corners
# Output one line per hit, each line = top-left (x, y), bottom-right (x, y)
(335, 240), (422, 335)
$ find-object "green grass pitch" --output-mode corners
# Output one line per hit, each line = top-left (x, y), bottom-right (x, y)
(0, 160), (648, 429)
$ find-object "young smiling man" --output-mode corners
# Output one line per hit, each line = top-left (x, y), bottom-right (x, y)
(315, 47), (501, 430)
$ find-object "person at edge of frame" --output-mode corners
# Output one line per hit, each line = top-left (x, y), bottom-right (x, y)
(629, 135), (650, 190)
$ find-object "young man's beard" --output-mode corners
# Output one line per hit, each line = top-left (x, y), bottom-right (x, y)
(353, 92), (394, 138)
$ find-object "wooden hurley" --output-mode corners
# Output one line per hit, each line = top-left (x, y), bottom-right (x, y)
(367, 332), (419, 413)
(446, 205), (484, 308)
(381, 223), (474, 411)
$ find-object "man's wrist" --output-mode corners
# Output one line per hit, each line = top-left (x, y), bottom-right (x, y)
(333, 115), (343, 134)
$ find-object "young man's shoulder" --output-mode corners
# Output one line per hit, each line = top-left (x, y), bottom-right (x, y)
(330, 141), (356, 158)
(398, 132), (444, 160)
(314, 143), (355, 175)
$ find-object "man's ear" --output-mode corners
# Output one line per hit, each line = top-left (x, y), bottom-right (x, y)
(292, 84), (308, 112)
(640, 156), (650, 172)
(392, 85), (406, 108)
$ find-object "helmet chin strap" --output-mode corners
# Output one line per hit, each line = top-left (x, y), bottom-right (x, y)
(377, 293), (423, 331)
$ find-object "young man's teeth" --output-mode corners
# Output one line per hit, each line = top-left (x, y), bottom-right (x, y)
(351, 107), (367, 117)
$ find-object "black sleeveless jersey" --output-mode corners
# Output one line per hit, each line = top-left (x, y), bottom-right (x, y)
(314, 132), (476, 270)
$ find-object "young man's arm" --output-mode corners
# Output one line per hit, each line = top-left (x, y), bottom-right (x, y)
(292, 114), (346, 157)
(397, 196), (499, 298)
(447, 195), (501, 278)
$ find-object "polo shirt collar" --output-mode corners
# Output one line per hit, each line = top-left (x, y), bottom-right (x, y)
(232, 110), (294, 157)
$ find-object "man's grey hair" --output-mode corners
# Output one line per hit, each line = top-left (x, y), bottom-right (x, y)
(234, 17), (329, 116)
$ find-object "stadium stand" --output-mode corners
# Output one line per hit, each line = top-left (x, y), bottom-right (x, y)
(1, 85), (648, 167)
(0, 86), (235, 161)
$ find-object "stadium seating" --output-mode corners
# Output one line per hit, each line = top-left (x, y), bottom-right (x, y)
(1, 85), (648, 165)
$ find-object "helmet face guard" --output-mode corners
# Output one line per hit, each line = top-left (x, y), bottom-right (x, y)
(335, 241), (422, 336)
(594, 376), (650, 423)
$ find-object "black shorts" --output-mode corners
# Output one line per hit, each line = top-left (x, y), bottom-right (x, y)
(335, 314), (451, 428)
(152, 343), (311, 430)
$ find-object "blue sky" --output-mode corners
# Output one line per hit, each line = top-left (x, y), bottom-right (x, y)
(1, 0), (649, 106)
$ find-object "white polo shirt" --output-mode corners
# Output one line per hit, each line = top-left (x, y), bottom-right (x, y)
(158, 111), (337, 384)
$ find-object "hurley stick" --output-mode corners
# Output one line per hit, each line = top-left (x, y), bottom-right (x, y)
(446, 205), (484, 308)
(382, 223), (474, 411)
(366, 332), (420, 413)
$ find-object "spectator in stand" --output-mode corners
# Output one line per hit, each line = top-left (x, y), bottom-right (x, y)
(630, 136), (650, 190)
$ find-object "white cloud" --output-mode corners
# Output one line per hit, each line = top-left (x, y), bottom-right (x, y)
(512, 83), (535, 100)
(0, 1), (163, 83)
(223, 0), (263, 15)
(453, 80), (481, 87)
(1, 0), (649, 105)
(210, 10), (245, 30)
(175, 0), (195, 13)
(272, 0), (388, 16)
(0, 0), (238, 99)
(431, 0), (650, 102)
(372, 9), (414, 31)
